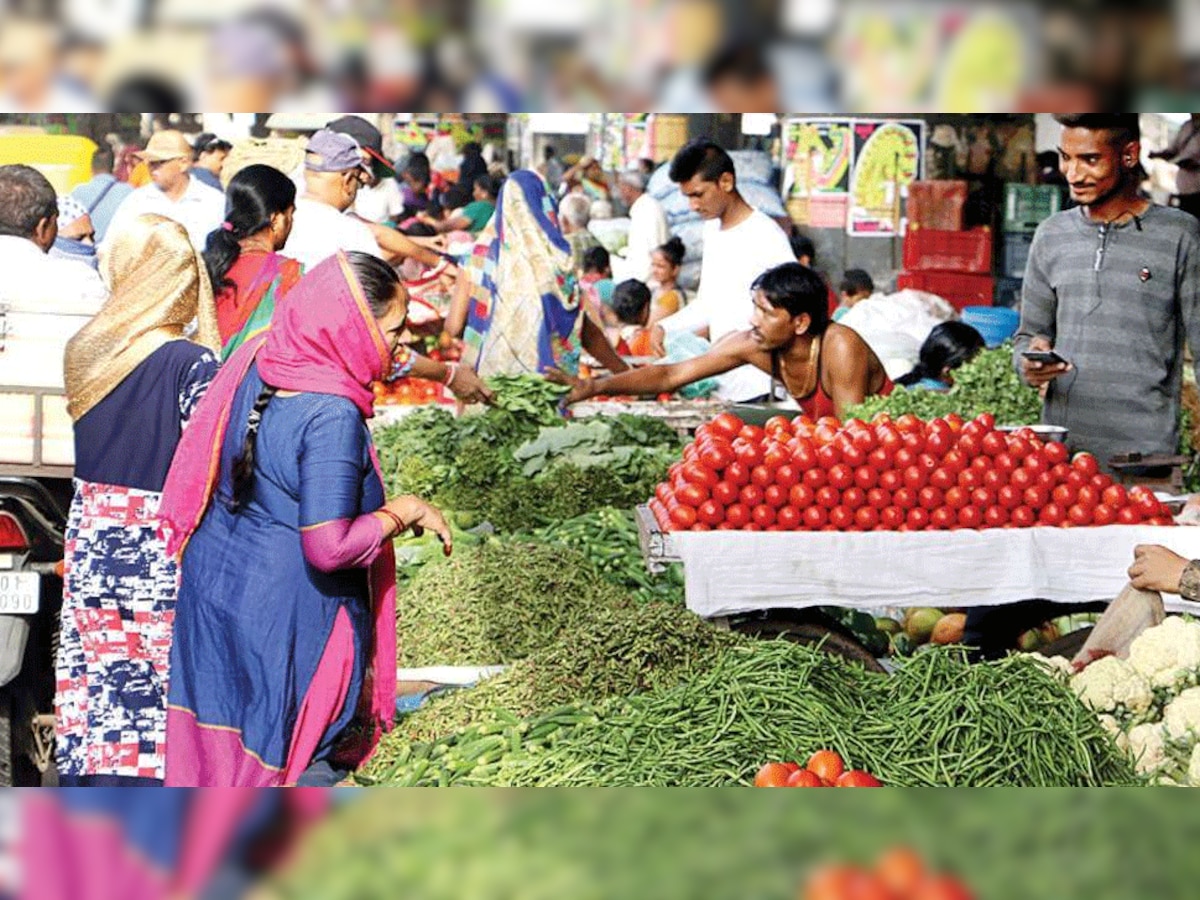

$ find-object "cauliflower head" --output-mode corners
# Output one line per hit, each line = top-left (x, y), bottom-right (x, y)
(1070, 655), (1154, 715)
(1128, 616), (1200, 689)
(1126, 723), (1168, 775)
(1164, 686), (1200, 741)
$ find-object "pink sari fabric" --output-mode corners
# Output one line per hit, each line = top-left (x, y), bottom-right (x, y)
(159, 251), (399, 783)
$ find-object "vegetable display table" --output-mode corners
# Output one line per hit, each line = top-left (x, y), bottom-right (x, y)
(636, 506), (1200, 619)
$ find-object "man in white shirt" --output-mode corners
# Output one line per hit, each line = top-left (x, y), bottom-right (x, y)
(101, 130), (225, 255)
(611, 171), (669, 283)
(651, 140), (794, 401)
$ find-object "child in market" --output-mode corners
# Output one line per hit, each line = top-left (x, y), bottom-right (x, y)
(648, 236), (687, 325)
(612, 279), (655, 357)
(581, 245), (618, 329)
(834, 269), (875, 321)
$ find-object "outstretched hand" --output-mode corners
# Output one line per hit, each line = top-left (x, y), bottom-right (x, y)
(544, 368), (594, 405)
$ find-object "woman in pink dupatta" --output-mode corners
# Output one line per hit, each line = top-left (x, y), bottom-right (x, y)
(159, 251), (452, 786)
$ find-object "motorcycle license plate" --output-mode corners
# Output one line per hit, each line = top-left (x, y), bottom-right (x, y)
(0, 572), (38, 614)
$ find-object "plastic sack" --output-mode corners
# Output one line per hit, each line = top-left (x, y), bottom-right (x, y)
(665, 331), (718, 399)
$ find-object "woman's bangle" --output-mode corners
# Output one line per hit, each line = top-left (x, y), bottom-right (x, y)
(442, 362), (459, 387)
(379, 508), (407, 537)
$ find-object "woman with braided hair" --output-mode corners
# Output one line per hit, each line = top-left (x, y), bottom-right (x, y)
(203, 164), (302, 360)
(159, 251), (452, 786)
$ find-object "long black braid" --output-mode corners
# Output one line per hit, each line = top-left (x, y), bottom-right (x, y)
(228, 384), (279, 512)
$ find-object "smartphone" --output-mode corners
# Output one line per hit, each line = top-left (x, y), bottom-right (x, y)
(1022, 350), (1069, 367)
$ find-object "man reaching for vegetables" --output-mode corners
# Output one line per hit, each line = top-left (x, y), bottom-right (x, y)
(1128, 544), (1200, 602)
(549, 262), (892, 420)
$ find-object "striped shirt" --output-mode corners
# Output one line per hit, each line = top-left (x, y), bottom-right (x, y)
(1014, 204), (1200, 470)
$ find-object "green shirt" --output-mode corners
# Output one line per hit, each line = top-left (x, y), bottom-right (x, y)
(461, 200), (496, 233)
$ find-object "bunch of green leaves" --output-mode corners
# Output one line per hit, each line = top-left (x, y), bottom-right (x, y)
(845, 343), (1043, 426)
(485, 374), (571, 426)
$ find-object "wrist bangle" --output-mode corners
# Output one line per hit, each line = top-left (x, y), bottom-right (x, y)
(443, 363), (459, 387)
(379, 508), (407, 537)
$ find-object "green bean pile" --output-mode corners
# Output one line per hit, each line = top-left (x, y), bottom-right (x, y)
(369, 642), (1140, 787)
(522, 507), (685, 605)
(397, 541), (630, 667)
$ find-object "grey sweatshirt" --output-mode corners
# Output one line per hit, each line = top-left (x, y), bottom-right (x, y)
(1013, 204), (1200, 470)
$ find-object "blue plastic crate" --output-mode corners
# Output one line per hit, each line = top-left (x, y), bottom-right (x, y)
(961, 306), (1020, 348)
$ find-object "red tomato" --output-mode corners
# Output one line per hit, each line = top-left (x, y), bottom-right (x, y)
(896, 413), (924, 434)
(980, 431), (1006, 457)
(789, 484), (815, 509)
(855, 465), (879, 490)
(878, 469), (903, 493)
(944, 486), (970, 510)
(878, 427), (904, 455)
(1023, 453), (1049, 477)
(829, 506), (855, 530)
(774, 464), (800, 489)
(957, 505), (983, 529)
(682, 445), (699, 465)
(1043, 441), (1069, 465)
(792, 444), (818, 471)
(970, 455), (993, 473)
(711, 481), (739, 506)
(697, 500), (724, 527)
(735, 441), (764, 468)
(855, 506), (880, 530)
(841, 443), (868, 468)
(776, 505), (802, 530)
(763, 443), (790, 470)
(868, 447), (893, 471)
(1074, 485), (1099, 510)
(828, 464), (855, 490)
(1090, 474), (1114, 493)
(1067, 503), (1095, 526)
(1066, 470), (1088, 490)
(1116, 506), (1143, 525)
(956, 469), (981, 492)
(940, 450), (966, 474)
(806, 749), (845, 783)
(982, 469), (1007, 492)
(725, 461), (751, 487)
(1011, 505), (1036, 527)
(911, 875), (975, 900)
(993, 452), (1016, 475)
(902, 431), (927, 454)
(1007, 438), (1031, 461)
(753, 761), (792, 787)
(880, 506), (906, 529)
(675, 483), (708, 508)
(1149, 515), (1176, 526)
(957, 434), (982, 457)
(1023, 485), (1050, 509)
(816, 445), (841, 470)
(1010, 468), (1033, 490)
(836, 769), (883, 787)
(890, 487), (916, 510)
(739, 484), (764, 507)
(764, 415), (793, 438)
(918, 486), (944, 510)
(842, 487), (867, 511)
(786, 768), (826, 788)
(970, 487), (996, 508)
(711, 413), (743, 440)
(893, 447), (917, 471)
(984, 505), (1009, 528)
(1102, 484), (1128, 509)
(803, 466), (828, 490)
(682, 462), (719, 489)
(851, 428), (877, 453)
(739, 425), (765, 444)
(803, 506), (828, 529)
(925, 430), (952, 457)
(1052, 483), (1077, 506)
(907, 507), (931, 530)
(669, 506), (697, 529)
(867, 488), (891, 510)
(655, 482), (672, 505)
(816, 486), (841, 510)
(1038, 502), (1066, 526)
(1092, 503), (1117, 526)
(751, 505), (776, 528)
(930, 467), (957, 491)
(813, 424), (839, 447)
(751, 465), (776, 489)
(1135, 491), (1162, 517)
(944, 413), (964, 432)
(698, 443), (734, 471)
(930, 506), (956, 530)
(1049, 462), (1072, 483)
(1072, 453), (1100, 478)
(764, 484), (789, 509)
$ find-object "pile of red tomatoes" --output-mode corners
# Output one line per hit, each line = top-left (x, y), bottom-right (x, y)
(649, 412), (1176, 533)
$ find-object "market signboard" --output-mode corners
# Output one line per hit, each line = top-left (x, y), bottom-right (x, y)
(781, 118), (852, 228)
(848, 119), (925, 236)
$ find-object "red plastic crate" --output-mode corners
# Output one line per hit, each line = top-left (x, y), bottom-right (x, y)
(902, 226), (992, 274)
(897, 272), (995, 312)
(906, 181), (967, 231)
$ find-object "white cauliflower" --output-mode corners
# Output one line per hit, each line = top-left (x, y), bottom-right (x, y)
(1126, 723), (1168, 775)
(1069, 655), (1154, 716)
(1188, 744), (1200, 787)
(1164, 686), (1200, 741)
(1128, 616), (1200, 689)
(1026, 654), (1073, 679)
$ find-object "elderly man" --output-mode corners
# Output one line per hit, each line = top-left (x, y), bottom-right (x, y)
(101, 130), (225, 254)
(611, 169), (669, 283)
(559, 193), (602, 275)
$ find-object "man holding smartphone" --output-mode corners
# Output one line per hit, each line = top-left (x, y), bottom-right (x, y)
(1014, 113), (1200, 473)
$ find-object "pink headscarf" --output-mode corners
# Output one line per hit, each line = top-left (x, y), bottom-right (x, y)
(159, 251), (399, 755)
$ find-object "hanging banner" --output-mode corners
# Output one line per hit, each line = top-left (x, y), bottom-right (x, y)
(848, 119), (924, 236)
(781, 118), (853, 229)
